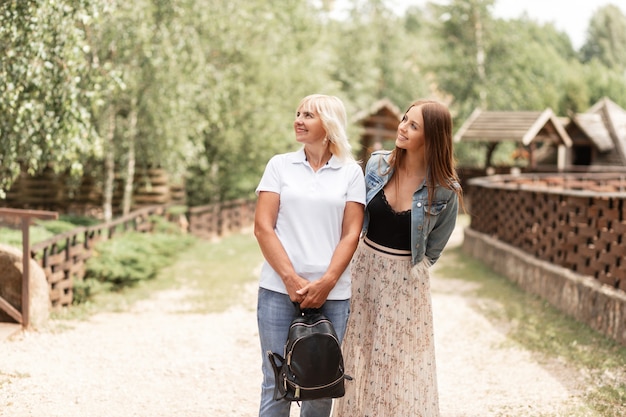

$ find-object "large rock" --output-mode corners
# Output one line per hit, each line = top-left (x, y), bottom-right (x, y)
(0, 243), (50, 329)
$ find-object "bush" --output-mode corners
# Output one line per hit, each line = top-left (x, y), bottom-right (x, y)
(0, 215), (101, 249)
(0, 226), (55, 248)
(72, 277), (112, 305)
(35, 215), (100, 235)
(85, 231), (195, 290)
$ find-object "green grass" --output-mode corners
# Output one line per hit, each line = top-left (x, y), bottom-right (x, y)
(0, 224), (56, 247)
(0, 215), (98, 248)
(50, 231), (264, 320)
(160, 232), (264, 313)
(437, 247), (626, 417)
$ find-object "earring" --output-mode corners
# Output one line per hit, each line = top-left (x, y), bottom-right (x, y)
(323, 138), (328, 146)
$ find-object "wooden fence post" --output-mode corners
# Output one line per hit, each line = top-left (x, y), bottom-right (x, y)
(0, 208), (58, 328)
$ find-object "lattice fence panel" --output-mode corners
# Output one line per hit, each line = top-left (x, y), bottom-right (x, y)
(468, 174), (626, 292)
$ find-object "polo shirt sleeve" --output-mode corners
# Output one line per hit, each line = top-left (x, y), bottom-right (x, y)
(255, 155), (282, 195)
(346, 163), (366, 205)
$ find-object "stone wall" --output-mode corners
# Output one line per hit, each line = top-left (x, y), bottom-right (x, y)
(463, 228), (626, 346)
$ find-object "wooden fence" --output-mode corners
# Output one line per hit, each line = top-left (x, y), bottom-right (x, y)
(0, 208), (58, 327)
(25, 200), (255, 309)
(467, 173), (626, 292)
(188, 199), (256, 240)
(465, 172), (626, 346)
(3, 166), (186, 216)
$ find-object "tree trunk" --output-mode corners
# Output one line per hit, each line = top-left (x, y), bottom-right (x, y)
(473, 6), (487, 109)
(122, 99), (137, 216)
(103, 104), (116, 222)
(485, 142), (498, 168)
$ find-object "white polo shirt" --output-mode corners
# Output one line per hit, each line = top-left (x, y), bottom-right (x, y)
(255, 148), (366, 300)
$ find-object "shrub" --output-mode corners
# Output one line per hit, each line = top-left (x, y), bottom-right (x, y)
(0, 215), (100, 249)
(72, 277), (112, 305)
(84, 231), (195, 290)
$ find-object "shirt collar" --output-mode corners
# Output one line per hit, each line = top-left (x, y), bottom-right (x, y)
(292, 148), (342, 169)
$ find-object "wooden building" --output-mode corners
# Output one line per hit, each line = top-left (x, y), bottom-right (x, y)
(454, 97), (626, 172)
(453, 108), (573, 171)
(354, 98), (402, 165)
(565, 97), (626, 167)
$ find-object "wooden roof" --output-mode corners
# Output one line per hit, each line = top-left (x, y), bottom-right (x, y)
(587, 97), (626, 160)
(355, 98), (402, 122)
(569, 112), (614, 152)
(355, 98), (402, 139)
(454, 108), (573, 147)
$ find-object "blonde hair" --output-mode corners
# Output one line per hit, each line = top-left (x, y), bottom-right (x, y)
(297, 94), (355, 162)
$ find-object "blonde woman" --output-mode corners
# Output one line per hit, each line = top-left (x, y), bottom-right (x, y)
(254, 94), (365, 417)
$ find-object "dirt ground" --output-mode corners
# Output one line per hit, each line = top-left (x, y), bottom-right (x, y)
(0, 228), (593, 417)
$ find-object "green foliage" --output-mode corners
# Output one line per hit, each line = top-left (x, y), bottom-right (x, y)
(71, 277), (112, 305)
(57, 215), (101, 227)
(0, 225), (54, 248)
(425, 0), (496, 114)
(582, 59), (626, 109)
(0, 0), (99, 195)
(183, 0), (337, 204)
(165, 205), (187, 217)
(1, 0), (625, 203)
(32, 220), (81, 236)
(485, 19), (573, 112)
(328, 1), (432, 111)
(581, 4), (626, 73)
(85, 231), (194, 289)
(0, 215), (95, 247)
(148, 214), (184, 234)
(453, 142), (486, 167)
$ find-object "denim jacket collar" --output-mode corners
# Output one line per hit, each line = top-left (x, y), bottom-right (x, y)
(362, 150), (459, 266)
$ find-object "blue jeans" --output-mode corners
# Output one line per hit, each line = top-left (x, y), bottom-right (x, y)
(257, 288), (350, 417)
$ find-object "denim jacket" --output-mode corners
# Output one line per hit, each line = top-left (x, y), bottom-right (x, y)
(362, 150), (459, 266)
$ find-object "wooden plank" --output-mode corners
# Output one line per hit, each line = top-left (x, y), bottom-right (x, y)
(0, 296), (22, 324)
(0, 208), (58, 220)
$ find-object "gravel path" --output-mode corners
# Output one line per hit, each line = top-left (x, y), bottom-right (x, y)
(0, 230), (591, 417)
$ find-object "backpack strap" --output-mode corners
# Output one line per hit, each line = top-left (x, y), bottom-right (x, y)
(292, 302), (322, 317)
(267, 351), (287, 401)
(292, 302), (302, 316)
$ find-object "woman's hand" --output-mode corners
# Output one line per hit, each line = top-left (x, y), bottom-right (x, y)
(296, 201), (364, 309)
(284, 273), (310, 304)
(296, 279), (333, 309)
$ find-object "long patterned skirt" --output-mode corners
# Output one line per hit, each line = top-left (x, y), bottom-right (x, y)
(332, 239), (440, 417)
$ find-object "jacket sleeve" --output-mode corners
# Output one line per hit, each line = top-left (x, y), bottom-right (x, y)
(424, 192), (459, 265)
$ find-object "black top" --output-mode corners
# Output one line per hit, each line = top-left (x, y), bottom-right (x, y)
(365, 189), (411, 250)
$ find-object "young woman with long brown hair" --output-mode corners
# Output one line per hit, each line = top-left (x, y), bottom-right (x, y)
(332, 99), (463, 417)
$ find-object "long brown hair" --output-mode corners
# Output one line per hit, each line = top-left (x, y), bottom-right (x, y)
(385, 99), (463, 210)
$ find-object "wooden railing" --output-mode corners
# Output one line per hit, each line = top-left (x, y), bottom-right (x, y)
(19, 199), (256, 309)
(29, 205), (171, 308)
(188, 199), (256, 240)
(0, 208), (58, 327)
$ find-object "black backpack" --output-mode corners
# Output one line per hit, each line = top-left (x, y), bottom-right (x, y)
(267, 303), (352, 401)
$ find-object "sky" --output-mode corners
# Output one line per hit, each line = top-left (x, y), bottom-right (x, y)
(378, 0), (626, 49)
(490, 0), (626, 49)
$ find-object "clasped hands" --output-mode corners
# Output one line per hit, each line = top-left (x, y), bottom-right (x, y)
(288, 276), (331, 309)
